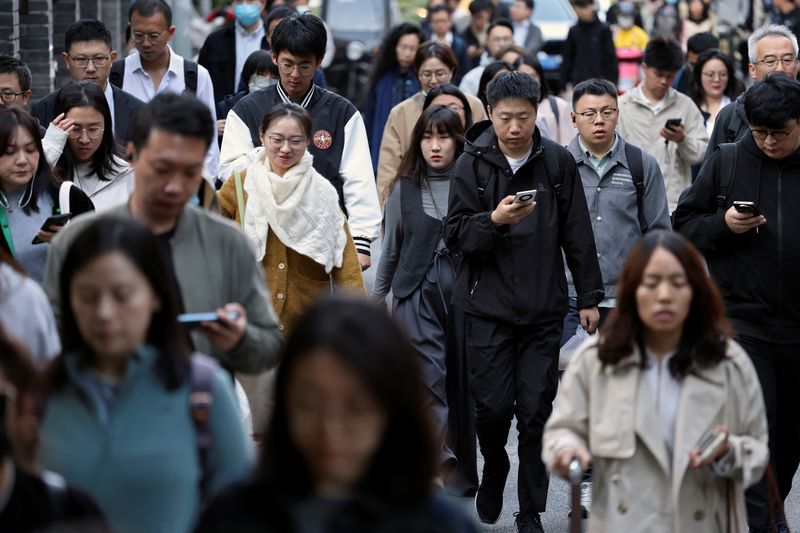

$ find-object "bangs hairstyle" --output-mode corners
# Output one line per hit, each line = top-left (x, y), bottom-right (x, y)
(55, 218), (191, 390)
(259, 297), (436, 505)
(423, 83), (474, 128)
(643, 36), (684, 72)
(689, 49), (737, 108)
(271, 13), (327, 61)
(744, 72), (800, 131)
(54, 80), (124, 183)
(369, 23), (423, 87)
(259, 102), (313, 139)
(413, 41), (459, 80)
(598, 231), (731, 380)
(0, 106), (54, 215)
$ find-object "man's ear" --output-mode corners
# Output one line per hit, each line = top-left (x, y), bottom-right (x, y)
(487, 105), (492, 119)
(110, 50), (118, 62)
(571, 112), (577, 127)
(61, 52), (70, 68)
(167, 26), (177, 39)
(21, 90), (32, 108)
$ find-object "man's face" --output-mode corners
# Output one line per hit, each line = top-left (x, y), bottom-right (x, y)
(572, 92), (618, 149)
(0, 73), (30, 108)
(749, 35), (799, 80)
(487, 26), (513, 57)
(430, 11), (452, 38)
(130, 12), (175, 63)
(642, 65), (676, 100)
(472, 9), (491, 31)
(489, 97), (537, 157)
(273, 51), (321, 101)
(511, 0), (532, 23)
(686, 51), (699, 69)
(63, 40), (117, 90)
(128, 128), (207, 226)
(750, 118), (800, 160)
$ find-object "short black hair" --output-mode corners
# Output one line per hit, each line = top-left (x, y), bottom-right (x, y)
(0, 55), (31, 92)
(487, 19), (514, 37)
(129, 92), (213, 153)
(469, 0), (493, 15)
(128, 0), (172, 26)
(487, 70), (539, 108)
(643, 37), (684, 72)
(271, 13), (327, 60)
(572, 0), (593, 7)
(572, 78), (618, 108)
(266, 5), (297, 30)
(424, 83), (474, 128)
(517, 0), (534, 9)
(64, 19), (112, 51)
(744, 73), (800, 130)
(429, 4), (453, 16)
(686, 32), (720, 55)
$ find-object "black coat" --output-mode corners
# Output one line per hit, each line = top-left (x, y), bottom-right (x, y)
(30, 85), (144, 147)
(198, 24), (269, 105)
(560, 17), (618, 86)
(444, 120), (604, 324)
(673, 134), (800, 342)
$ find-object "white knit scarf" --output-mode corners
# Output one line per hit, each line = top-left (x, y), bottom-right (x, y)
(243, 148), (346, 273)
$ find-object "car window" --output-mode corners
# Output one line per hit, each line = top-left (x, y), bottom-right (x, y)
(532, 0), (575, 22)
(325, 0), (385, 32)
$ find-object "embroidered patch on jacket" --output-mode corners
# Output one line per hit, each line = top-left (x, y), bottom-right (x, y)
(313, 130), (333, 150)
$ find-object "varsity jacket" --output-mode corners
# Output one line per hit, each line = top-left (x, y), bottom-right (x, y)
(218, 83), (381, 255)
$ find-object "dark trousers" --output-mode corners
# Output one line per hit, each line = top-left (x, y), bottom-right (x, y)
(466, 313), (562, 513)
(738, 334), (800, 532)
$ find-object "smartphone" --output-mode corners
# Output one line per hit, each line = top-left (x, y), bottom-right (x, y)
(31, 213), (73, 245)
(665, 118), (682, 130)
(695, 429), (727, 463)
(513, 189), (538, 204)
(177, 310), (241, 328)
(733, 201), (760, 217)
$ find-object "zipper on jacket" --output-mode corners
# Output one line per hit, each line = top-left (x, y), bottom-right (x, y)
(470, 270), (481, 299)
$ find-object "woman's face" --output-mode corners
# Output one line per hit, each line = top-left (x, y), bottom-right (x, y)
(418, 57), (453, 93)
(69, 252), (161, 364)
(66, 106), (105, 164)
(700, 58), (729, 100)
(260, 116), (308, 176)
(421, 124), (457, 170)
(287, 349), (387, 496)
(635, 247), (693, 340)
(0, 125), (38, 194)
(430, 94), (466, 126)
(688, 0), (705, 19)
(395, 33), (420, 71)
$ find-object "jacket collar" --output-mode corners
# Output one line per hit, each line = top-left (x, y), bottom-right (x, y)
(464, 119), (544, 169)
(567, 133), (627, 171)
(627, 85), (678, 111)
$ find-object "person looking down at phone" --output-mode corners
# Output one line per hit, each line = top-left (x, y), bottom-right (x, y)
(673, 73), (800, 533)
(0, 106), (93, 282)
(41, 81), (134, 213)
(43, 92), (283, 382)
(617, 37), (708, 212)
(543, 231), (769, 533)
(445, 72), (603, 533)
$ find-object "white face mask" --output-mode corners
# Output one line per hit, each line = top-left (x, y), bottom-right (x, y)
(249, 75), (276, 93)
(618, 15), (634, 29)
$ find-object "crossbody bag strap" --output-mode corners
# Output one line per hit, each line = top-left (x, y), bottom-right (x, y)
(234, 171), (246, 229)
(0, 207), (14, 256)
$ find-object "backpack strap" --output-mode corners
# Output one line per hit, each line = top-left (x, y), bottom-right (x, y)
(624, 143), (647, 232)
(725, 110), (743, 144)
(548, 95), (560, 128)
(190, 353), (217, 495)
(472, 151), (494, 198)
(542, 143), (563, 197)
(109, 59), (125, 89)
(715, 143), (737, 208)
(183, 60), (198, 94)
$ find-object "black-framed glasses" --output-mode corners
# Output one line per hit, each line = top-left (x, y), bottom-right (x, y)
(753, 55), (799, 68)
(0, 90), (24, 102)
(131, 30), (165, 43)
(751, 120), (798, 141)
(68, 55), (110, 69)
(575, 108), (618, 121)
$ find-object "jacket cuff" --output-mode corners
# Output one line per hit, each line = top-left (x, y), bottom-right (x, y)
(576, 289), (605, 310)
(353, 236), (371, 256)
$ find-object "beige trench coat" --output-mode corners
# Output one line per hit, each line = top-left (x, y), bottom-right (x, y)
(543, 338), (768, 533)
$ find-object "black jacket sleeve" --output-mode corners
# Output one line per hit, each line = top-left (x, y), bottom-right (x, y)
(704, 102), (735, 162)
(560, 28), (576, 85)
(601, 25), (619, 85)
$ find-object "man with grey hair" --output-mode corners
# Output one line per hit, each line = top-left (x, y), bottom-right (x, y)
(704, 24), (799, 158)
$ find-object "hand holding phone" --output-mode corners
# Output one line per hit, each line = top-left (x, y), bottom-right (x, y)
(690, 427), (729, 467)
(733, 201), (760, 217)
(32, 213), (72, 245)
(177, 310), (242, 328)
(665, 118), (682, 130)
(662, 118), (685, 144)
(513, 189), (538, 204)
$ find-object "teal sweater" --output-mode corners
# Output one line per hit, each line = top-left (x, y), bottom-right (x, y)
(38, 347), (254, 533)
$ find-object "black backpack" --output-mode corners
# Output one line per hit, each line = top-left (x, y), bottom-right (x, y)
(109, 58), (198, 93)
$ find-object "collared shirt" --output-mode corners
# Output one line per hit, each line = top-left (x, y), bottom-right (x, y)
(103, 82), (116, 134)
(432, 31), (454, 47)
(234, 21), (266, 91)
(578, 133), (619, 178)
(513, 20), (530, 48)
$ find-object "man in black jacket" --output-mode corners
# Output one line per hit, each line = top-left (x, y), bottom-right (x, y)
(673, 74), (800, 533)
(559, 0), (618, 88)
(445, 72), (603, 533)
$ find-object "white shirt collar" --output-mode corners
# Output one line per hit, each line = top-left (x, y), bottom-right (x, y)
(235, 19), (265, 38)
(130, 45), (180, 77)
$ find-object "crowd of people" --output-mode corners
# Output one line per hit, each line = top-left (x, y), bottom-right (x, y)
(0, 0), (799, 531)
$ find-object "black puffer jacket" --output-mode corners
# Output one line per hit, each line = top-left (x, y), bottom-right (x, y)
(673, 134), (800, 342)
(445, 120), (604, 324)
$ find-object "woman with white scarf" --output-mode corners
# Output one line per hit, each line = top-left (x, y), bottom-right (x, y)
(218, 102), (365, 338)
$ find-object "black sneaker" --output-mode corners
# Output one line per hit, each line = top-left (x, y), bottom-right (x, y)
(475, 453), (510, 524)
(514, 512), (544, 533)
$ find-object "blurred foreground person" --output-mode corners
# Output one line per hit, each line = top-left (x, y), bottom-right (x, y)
(543, 231), (769, 533)
(196, 297), (478, 533)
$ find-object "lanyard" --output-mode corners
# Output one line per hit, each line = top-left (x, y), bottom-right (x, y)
(0, 206), (13, 256)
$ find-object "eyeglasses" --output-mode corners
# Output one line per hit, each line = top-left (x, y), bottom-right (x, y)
(278, 62), (315, 76)
(68, 126), (105, 139)
(701, 71), (729, 80)
(265, 133), (307, 150)
(0, 90), (24, 102)
(131, 31), (165, 43)
(418, 69), (450, 81)
(68, 55), (110, 69)
(575, 108), (618, 121)
(750, 120), (798, 141)
(753, 55), (798, 68)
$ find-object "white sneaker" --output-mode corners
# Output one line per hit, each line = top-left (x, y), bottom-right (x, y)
(580, 481), (592, 517)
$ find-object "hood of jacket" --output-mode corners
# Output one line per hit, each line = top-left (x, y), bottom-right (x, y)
(464, 119), (545, 169)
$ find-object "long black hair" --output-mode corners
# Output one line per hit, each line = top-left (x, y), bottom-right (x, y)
(0, 106), (54, 214)
(689, 48), (738, 109)
(55, 217), (191, 390)
(478, 60), (515, 108)
(259, 297), (436, 506)
(53, 80), (124, 183)
(369, 23), (423, 87)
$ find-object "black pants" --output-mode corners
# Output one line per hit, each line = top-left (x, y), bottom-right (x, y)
(466, 313), (562, 513)
(738, 334), (800, 532)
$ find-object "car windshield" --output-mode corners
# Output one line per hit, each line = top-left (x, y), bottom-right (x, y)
(325, 0), (385, 32)
(533, 0), (574, 22)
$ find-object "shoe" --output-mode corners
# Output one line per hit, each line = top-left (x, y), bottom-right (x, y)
(514, 512), (544, 533)
(475, 453), (510, 524)
(567, 481), (591, 519)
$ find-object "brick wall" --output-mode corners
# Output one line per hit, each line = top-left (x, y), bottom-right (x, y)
(20, 0), (54, 99)
(0, 0), (20, 57)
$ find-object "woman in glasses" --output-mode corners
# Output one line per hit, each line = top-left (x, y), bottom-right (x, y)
(42, 80), (133, 212)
